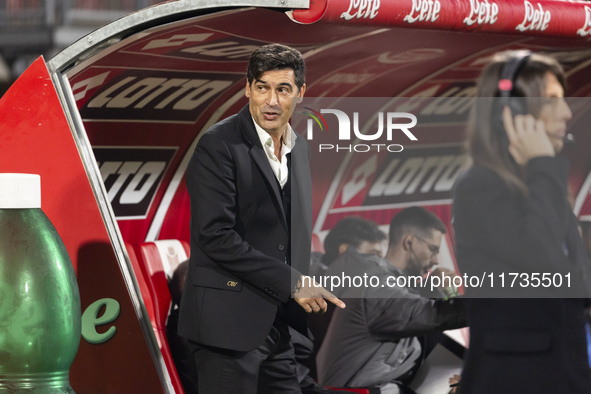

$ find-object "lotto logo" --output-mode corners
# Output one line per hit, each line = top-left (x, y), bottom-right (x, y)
(95, 147), (176, 219)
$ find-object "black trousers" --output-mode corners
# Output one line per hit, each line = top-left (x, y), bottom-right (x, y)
(190, 320), (301, 394)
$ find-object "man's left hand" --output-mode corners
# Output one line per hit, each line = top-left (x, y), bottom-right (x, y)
(293, 275), (346, 313)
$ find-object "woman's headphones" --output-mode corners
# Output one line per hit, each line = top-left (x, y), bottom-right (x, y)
(492, 50), (575, 146)
(497, 50), (531, 112)
(491, 50), (531, 139)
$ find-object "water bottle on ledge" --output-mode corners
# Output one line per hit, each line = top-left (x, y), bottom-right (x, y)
(0, 174), (81, 393)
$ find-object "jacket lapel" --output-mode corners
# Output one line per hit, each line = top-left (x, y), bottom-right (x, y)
(238, 105), (287, 228)
(291, 136), (312, 239)
(290, 136), (313, 272)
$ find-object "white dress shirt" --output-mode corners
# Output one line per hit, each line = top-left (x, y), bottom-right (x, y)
(253, 118), (297, 189)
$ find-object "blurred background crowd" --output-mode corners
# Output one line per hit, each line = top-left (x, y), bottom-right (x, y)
(0, 0), (161, 96)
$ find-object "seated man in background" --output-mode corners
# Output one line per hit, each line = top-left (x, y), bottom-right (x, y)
(316, 207), (465, 393)
(310, 216), (387, 278)
(302, 217), (387, 391)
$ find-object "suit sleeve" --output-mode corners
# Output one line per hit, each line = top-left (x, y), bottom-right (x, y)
(453, 156), (571, 274)
(187, 132), (301, 302)
(365, 296), (466, 341)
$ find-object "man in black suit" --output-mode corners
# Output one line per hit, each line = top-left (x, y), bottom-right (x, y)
(178, 43), (345, 394)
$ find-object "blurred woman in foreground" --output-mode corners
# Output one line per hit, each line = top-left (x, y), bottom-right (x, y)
(452, 50), (591, 393)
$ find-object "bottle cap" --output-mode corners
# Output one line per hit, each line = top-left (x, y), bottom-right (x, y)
(0, 173), (41, 209)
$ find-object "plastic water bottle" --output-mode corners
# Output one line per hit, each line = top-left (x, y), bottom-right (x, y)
(0, 174), (81, 393)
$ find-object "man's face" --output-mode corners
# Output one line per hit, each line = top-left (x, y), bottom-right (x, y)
(407, 230), (443, 276)
(539, 72), (572, 154)
(356, 240), (384, 258)
(245, 69), (305, 137)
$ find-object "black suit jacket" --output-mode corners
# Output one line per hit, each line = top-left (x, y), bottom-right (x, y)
(453, 157), (591, 393)
(178, 104), (312, 352)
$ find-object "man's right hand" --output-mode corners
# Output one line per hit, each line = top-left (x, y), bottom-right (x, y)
(293, 275), (346, 314)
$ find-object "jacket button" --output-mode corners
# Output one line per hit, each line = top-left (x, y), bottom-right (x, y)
(278, 244), (285, 251)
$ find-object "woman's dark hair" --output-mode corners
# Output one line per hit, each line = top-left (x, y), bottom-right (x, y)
(246, 43), (306, 90)
(468, 51), (566, 197)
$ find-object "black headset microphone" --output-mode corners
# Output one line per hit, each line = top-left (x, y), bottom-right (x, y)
(545, 131), (576, 146)
(496, 50), (575, 147)
(557, 132), (576, 146)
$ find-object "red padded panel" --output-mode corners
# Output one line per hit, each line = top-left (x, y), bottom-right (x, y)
(137, 243), (172, 328)
(135, 240), (188, 394)
(125, 243), (155, 323)
(312, 233), (325, 253)
(136, 240), (189, 328)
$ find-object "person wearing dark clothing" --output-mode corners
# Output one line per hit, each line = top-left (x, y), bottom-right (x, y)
(169, 260), (350, 394)
(178, 43), (344, 394)
(317, 207), (465, 393)
(167, 261), (199, 393)
(453, 50), (591, 393)
(311, 216), (387, 277)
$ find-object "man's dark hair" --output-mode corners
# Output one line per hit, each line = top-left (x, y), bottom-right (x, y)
(389, 207), (447, 246)
(169, 260), (189, 306)
(323, 216), (386, 265)
(246, 43), (306, 90)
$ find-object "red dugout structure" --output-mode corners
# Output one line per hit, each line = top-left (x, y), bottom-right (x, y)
(1, 0), (591, 392)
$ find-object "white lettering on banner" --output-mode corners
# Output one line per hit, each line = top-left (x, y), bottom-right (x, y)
(99, 161), (166, 204)
(142, 33), (213, 50)
(577, 6), (591, 36)
(181, 42), (259, 59)
(464, 0), (498, 26)
(86, 77), (137, 107)
(71, 72), (110, 102)
(341, 155), (378, 205)
(341, 0), (380, 20)
(404, 0), (441, 24)
(87, 77), (232, 110)
(368, 154), (468, 197)
(516, 1), (551, 32)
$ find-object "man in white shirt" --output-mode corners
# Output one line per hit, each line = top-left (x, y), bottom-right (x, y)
(179, 43), (344, 394)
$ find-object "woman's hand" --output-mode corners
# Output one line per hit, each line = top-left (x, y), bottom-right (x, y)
(503, 106), (555, 165)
